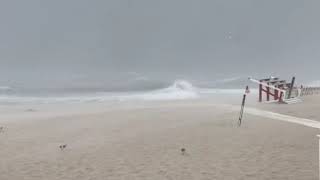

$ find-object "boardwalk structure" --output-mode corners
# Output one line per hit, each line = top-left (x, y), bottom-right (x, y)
(249, 77), (302, 104)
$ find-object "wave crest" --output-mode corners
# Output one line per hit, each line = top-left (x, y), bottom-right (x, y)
(138, 80), (198, 100)
(167, 80), (195, 91)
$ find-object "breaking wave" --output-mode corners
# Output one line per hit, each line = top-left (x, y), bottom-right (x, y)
(131, 80), (198, 100)
(0, 80), (246, 104)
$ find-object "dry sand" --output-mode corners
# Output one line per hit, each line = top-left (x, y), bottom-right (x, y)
(258, 95), (320, 120)
(0, 96), (319, 180)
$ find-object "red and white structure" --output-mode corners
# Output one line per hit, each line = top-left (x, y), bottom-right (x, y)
(249, 77), (301, 104)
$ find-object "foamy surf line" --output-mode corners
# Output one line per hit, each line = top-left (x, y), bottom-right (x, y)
(0, 80), (259, 104)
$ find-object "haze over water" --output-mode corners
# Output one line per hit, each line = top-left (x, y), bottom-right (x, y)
(1, 0), (320, 98)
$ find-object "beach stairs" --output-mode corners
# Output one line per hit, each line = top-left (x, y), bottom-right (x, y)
(283, 97), (302, 104)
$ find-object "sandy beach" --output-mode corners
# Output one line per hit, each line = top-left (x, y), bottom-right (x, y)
(0, 96), (319, 180)
(258, 95), (320, 120)
(2, 0), (320, 179)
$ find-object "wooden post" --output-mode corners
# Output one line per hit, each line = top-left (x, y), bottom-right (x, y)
(279, 91), (284, 102)
(266, 84), (270, 101)
(309, 87), (311, 95)
(274, 89), (279, 100)
(312, 88), (315, 95)
(238, 94), (247, 126)
(287, 76), (295, 99)
(305, 87), (308, 96)
(259, 83), (262, 102)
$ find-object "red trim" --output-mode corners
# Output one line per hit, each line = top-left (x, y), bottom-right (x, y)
(259, 81), (284, 102)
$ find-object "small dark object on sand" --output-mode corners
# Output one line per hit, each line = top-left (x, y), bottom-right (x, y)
(26, 109), (36, 112)
(0, 127), (3, 133)
(59, 144), (67, 150)
(181, 148), (186, 155)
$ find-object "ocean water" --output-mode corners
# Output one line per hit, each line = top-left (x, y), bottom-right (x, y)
(2, 76), (317, 105)
(0, 79), (257, 104)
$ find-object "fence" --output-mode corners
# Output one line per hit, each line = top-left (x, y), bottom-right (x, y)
(300, 87), (320, 96)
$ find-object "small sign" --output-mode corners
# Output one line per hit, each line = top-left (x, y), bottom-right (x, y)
(245, 86), (250, 94)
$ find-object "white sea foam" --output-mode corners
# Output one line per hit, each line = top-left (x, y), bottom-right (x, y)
(0, 86), (13, 90)
(0, 80), (250, 104)
(130, 80), (198, 100)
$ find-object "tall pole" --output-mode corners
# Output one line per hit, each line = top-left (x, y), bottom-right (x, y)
(238, 94), (246, 126)
(239, 86), (249, 126)
(287, 76), (295, 99)
(266, 85), (270, 101)
(259, 83), (262, 102)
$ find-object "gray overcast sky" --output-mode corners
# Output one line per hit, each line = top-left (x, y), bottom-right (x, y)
(0, 0), (320, 88)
